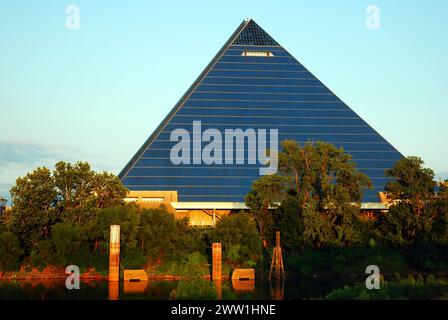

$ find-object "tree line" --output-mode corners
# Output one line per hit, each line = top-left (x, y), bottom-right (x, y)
(0, 140), (447, 275)
(0, 161), (260, 272)
(245, 140), (448, 252)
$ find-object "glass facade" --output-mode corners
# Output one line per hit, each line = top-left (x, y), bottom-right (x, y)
(119, 19), (403, 203)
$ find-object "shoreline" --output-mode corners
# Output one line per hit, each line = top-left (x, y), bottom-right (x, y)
(1, 265), (447, 282)
(0, 268), (231, 281)
(2, 271), (446, 282)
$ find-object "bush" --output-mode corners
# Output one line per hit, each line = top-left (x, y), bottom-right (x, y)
(94, 204), (140, 252)
(170, 279), (218, 300)
(407, 243), (448, 272)
(377, 203), (418, 246)
(211, 212), (262, 267)
(121, 248), (147, 270)
(175, 222), (213, 259)
(269, 197), (304, 251)
(154, 252), (210, 277)
(324, 275), (448, 300)
(138, 207), (178, 261)
(34, 222), (89, 268)
(286, 246), (408, 276)
(0, 231), (24, 271)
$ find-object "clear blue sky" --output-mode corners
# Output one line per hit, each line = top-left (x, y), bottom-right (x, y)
(0, 0), (447, 202)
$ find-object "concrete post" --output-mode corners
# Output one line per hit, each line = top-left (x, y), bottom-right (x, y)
(212, 242), (222, 281)
(109, 225), (120, 282)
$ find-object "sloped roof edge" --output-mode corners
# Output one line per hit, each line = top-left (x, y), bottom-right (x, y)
(119, 19), (252, 179)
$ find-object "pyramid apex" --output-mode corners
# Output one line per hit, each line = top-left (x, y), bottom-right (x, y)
(233, 19), (279, 46)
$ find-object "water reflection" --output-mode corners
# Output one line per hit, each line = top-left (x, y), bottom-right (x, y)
(269, 280), (284, 300)
(0, 276), (360, 300)
(123, 281), (148, 294)
(213, 280), (222, 299)
(108, 281), (119, 300)
(231, 279), (255, 294)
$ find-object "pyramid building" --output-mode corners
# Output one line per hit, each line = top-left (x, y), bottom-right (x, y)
(119, 19), (402, 222)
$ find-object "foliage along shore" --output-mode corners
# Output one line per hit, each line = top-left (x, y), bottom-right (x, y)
(0, 266), (231, 281)
(322, 274), (448, 300)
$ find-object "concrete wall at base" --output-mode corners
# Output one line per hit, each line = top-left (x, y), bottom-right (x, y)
(176, 209), (233, 226)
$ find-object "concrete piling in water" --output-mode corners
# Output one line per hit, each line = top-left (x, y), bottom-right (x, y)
(212, 243), (222, 281)
(212, 242), (222, 299)
(109, 225), (120, 282)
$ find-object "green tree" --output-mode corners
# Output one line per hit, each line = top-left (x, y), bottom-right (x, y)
(10, 167), (57, 213)
(94, 204), (139, 252)
(279, 141), (371, 208)
(247, 140), (372, 248)
(91, 171), (128, 209)
(305, 143), (370, 247)
(8, 162), (128, 250)
(38, 221), (88, 267)
(245, 175), (285, 243)
(54, 161), (127, 210)
(138, 207), (178, 262)
(270, 197), (304, 250)
(378, 203), (417, 246)
(431, 180), (448, 244)
(425, 199), (448, 245)
(54, 161), (94, 210)
(0, 231), (24, 271)
(212, 213), (262, 267)
(278, 140), (314, 208)
(379, 157), (441, 246)
(9, 167), (59, 246)
(385, 156), (436, 218)
(280, 141), (371, 247)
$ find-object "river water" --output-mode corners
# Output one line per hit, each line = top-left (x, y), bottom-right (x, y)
(0, 276), (359, 300)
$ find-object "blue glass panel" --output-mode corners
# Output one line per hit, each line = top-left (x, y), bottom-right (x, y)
(229, 45), (284, 51)
(219, 55), (298, 64)
(189, 92), (339, 102)
(182, 99), (346, 109)
(177, 108), (358, 118)
(195, 85), (330, 94)
(214, 63), (307, 71)
(207, 70), (316, 79)
(119, 19), (404, 203)
(202, 77), (323, 86)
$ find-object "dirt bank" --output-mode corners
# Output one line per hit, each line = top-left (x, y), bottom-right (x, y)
(0, 266), (230, 281)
